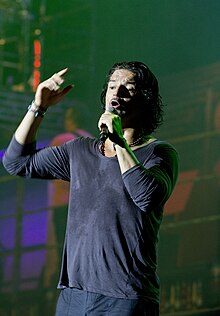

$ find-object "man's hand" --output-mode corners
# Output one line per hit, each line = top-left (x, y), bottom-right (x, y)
(35, 68), (73, 108)
(98, 111), (125, 147)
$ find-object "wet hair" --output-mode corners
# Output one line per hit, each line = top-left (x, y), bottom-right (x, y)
(100, 61), (165, 134)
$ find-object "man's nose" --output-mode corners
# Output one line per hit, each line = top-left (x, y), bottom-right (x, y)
(114, 85), (130, 97)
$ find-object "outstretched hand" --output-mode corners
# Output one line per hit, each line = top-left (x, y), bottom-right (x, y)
(35, 68), (73, 108)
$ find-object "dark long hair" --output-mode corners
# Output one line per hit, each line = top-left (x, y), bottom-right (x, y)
(100, 61), (165, 134)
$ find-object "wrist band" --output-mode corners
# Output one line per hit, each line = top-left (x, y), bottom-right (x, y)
(27, 100), (47, 118)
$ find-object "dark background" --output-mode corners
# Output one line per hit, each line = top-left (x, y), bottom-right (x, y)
(0, 1), (220, 315)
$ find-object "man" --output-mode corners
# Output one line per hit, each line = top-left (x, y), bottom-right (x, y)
(3, 61), (178, 315)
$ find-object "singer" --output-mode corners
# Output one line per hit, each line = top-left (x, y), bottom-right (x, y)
(3, 61), (178, 316)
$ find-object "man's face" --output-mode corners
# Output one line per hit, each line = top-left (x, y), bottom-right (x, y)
(105, 69), (144, 128)
(105, 69), (138, 115)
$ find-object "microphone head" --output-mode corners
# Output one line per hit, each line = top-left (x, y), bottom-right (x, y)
(106, 107), (117, 115)
(99, 124), (109, 142)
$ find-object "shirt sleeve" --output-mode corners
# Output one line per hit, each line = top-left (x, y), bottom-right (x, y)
(122, 143), (179, 213)
(2, 135), (71, 181)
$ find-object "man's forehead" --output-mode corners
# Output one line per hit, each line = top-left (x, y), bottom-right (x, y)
(109, 69), (136, 83)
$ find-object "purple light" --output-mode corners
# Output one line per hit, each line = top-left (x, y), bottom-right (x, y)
(20, 250), (46, 279)
(0, 218), (16, 249)
(21, 212), (47, 247)
(3, 255), (14, 282)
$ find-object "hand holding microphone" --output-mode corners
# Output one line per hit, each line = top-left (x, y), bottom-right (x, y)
(99, 124), (109, 142)
(98, 108), (117, 142)
(98, 109), (125, 148)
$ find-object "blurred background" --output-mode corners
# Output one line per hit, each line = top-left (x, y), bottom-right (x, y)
(0, 0), (220, 315)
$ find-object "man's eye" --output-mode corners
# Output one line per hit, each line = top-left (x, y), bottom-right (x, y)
(128, 88), (136, 92)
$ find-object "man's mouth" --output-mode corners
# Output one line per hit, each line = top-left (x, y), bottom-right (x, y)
(109, 100), (127, 116)
(110, 99), (121, 108)
(110, 99), (127, 111)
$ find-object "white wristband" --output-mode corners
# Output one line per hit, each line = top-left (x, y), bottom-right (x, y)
(27, 100), (47, 118)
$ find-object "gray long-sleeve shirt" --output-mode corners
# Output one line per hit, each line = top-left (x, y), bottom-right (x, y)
(3, 136), (178, 303)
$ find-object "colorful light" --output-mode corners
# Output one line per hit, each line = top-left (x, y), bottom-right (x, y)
(33, 39), (41, 91)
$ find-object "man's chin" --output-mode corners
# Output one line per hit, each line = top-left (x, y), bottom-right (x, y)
(120, 110), (127, 117)
(106, 106), (126, 117)
(106, 106), (118, 114)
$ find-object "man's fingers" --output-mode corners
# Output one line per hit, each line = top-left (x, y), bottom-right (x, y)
(59, 84), (74, 98)
(42, 79), (60, 91)
(57, 68), (68, 77)
(35, 69), (72, 106)
(51, 73), (64, 86)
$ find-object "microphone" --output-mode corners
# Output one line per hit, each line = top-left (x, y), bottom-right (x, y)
(99, 107), (118, 142)
(99, 124), (109, 142)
